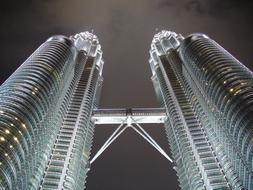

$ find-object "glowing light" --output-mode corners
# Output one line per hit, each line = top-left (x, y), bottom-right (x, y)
(15, 117), (18, 120)
(22, 124), (26, 128)
(192, 96), (196, 102)
(0, 137), (5, 141)
(14, 137), (18, 142)
(0, 162), (2, 165)
(234, 90), (241, 96)
(10, 123), (14, 127)
(10, 145), (13, 148)
(18, 131), (22, 134)
(4, 153), (8, 157)
(230, 88), (234, 92)
(223, 81), (226, 84)
(0, 110), (3, 114)
(5, 129), (10, 134)
(32, 91), (36, 95)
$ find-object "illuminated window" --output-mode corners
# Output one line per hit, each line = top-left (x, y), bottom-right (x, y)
(5, 130), (10, 134)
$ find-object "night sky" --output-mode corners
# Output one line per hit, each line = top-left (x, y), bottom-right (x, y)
(1, 0), (253, 189)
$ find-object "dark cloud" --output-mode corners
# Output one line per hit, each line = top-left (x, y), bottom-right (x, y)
(157, 0), (174, 8)
(158, 0), (253, 18)
(0, 0), (34, 13)
(184, 0), (253, 16)
(107, 8), (127, 40)
(184, 0), (206, 14)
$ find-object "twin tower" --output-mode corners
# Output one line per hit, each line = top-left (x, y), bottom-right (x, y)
(0, 31), (253, 190)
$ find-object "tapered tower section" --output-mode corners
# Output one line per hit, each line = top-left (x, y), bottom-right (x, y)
(149, 31), (253, 189)
(0, 32), (103, 190)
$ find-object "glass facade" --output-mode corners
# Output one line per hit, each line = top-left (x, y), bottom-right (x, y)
(149, 31), (253, 189)
(0, 32), (103, 190)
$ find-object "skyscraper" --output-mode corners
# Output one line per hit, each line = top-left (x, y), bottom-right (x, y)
(149, 31), (253, 189)
(0, 32), (103, 190)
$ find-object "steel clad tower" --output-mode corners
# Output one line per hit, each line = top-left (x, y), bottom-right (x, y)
(0, 32), (103, 190)
(149, 31), (253, 189)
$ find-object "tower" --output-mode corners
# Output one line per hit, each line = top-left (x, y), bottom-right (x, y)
(0, 32), (103, 189)
(149, 31), (253, 189)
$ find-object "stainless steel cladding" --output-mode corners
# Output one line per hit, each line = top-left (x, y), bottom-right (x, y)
(149, 31), (253, 190)
(0, 32), (104, 190)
